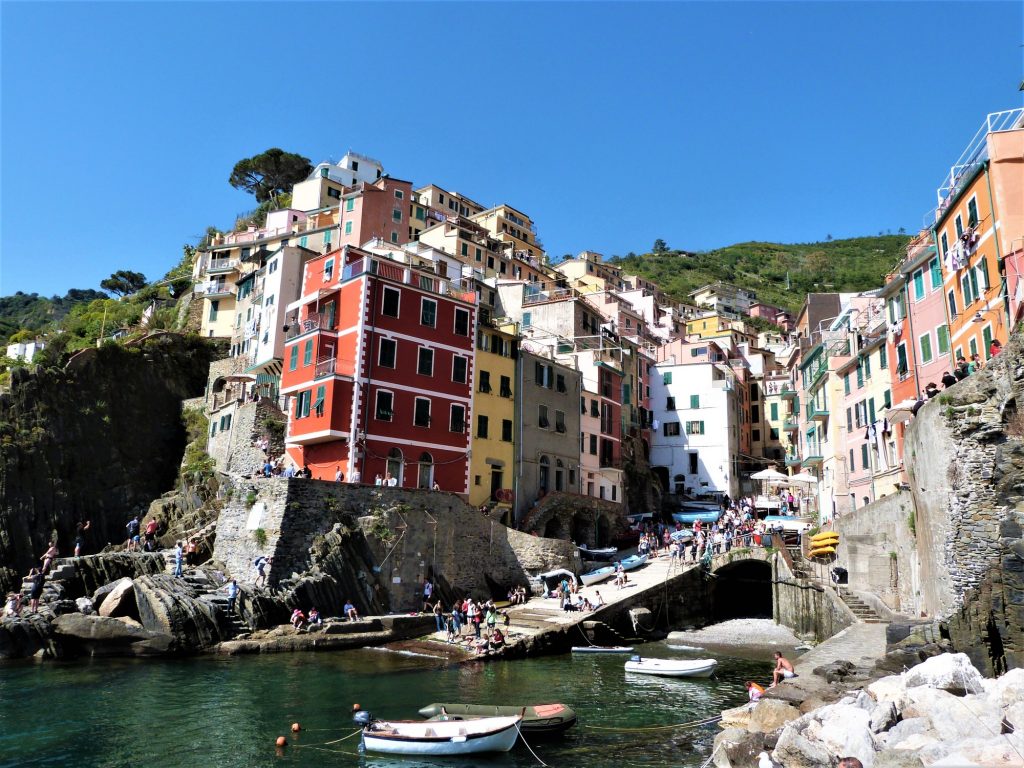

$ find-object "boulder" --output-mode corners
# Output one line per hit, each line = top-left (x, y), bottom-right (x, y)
(713, 727), (765, 768)
(749, 700), (802, 733)
(773, 721), (837, 768)
(1004, 701), (1024, 733)
(869, 701), (899, 733)
(986, 667), (1024, 709)
(930, 737), (1024, 767)
(902, 652), (984, 695)
(872, 751), (925, 768)
(719, 704), (752, 730)
(75, 597), (94, 615)
(868, 674), (908, 707)
(132, 574), (222, 652)
(52, 612), (173, 656)
(902, 687), (1002, 742)
(0, 614), (55, 659)
(882, 717), (937, 749)
(98, 578), (136, 618)
(812, 703), (874, 767)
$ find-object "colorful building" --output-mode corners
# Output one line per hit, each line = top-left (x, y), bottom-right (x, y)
(932, 109), (1024, 363)
(469, 321), (518, 513)
(279, 245), (477, 489)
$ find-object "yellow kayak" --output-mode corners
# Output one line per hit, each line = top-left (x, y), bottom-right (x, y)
(808, 546), (836, 557)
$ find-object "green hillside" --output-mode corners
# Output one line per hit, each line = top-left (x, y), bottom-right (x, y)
(0, 290), (109, 342)
(612, 235), (911, 313)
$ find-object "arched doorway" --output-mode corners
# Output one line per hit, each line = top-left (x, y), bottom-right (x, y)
(538, 456), (550, 495)
(711, 560), (773, 620)
(386, 448), (404, 486)
(417, 452), (433, 489)
(544, 515), (565, 539)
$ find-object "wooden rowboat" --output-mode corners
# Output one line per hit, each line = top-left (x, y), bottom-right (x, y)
(580, 565), (616, 586)
(362, 714), (521, 755)
(418, 702), (576, 737)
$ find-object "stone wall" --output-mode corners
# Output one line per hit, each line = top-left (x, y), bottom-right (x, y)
(773, 551), (856, 642)
(902, 331), (1024, 675)
(212, 479), (575, 616)
(835, 491), (921, 613)
(0, 335), (218, 594)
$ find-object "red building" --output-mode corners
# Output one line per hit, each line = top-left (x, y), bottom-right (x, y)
(280, 245), (477, 491)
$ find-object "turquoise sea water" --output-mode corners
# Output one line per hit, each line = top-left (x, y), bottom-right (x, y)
(0, 642), (770, 768)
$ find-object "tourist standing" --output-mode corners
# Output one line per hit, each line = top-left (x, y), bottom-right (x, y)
(225, 579), (239, 614)
(40, 541), (58, 575)
(433, 599), (445, 633)
(143, 517), (158, 552)
(173, 541), (184, 577)
(350, 469), (361, 484)
(125, 516), (141, 552)
(254, 555), (271, 588)
(74, 520), (90, 557)
(334, 466), (344, 482)
(28, 568), (44, 612)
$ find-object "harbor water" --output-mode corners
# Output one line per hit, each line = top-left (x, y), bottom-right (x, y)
(0, 642), (771, 767)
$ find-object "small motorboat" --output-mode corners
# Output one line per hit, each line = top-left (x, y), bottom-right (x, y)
(360, 713), (521, 755)
(577, 544), (618, 561)
(418, 703), (576, 737)
(624, 656), (717, 678)
(580, 565), (616, 586)
(763, 514), (814, 533)
(572, 645), (634, 654)
(618, 554), (648, 572)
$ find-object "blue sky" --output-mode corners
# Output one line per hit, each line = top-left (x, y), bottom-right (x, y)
(2, 1), (1021, 297)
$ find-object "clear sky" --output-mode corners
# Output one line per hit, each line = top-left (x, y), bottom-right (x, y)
(1, 1), (1021, 297)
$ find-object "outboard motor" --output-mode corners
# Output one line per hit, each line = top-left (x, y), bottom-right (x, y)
(353, 709), (372, 726)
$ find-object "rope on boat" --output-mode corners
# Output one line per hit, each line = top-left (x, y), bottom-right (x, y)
(581, 714), (723, 732)
(515, 720), (549, 767)
(287, 727), (363, 753)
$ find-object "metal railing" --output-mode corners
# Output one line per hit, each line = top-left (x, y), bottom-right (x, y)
(314, 358), (336, 378)
(342, 257), (477, 304)
(286, 313), (333, 340)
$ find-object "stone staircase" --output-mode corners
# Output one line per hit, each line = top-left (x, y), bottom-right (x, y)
(786, 546), (885, 625)
(838, 588), (885, 624)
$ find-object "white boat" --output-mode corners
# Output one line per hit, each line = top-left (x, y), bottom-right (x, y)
(763, 514), (814, 533)
(624, 656), (718, 678)
(361, 714), (521, 756)
(618, 554), (648, 572)
(578, 544), (618, 561)
(580, 565), (616, 586)
(572, 645), (634, 654)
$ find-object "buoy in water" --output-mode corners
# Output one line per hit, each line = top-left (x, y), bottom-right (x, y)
(276, 736), (288, 747)
(291, 722), (302, 733)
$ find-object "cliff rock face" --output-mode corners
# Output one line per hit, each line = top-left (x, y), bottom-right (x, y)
(904, 331), (1024, 675)
(0, 335), (218, 594)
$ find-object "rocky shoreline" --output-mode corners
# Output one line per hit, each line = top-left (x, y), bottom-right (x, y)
(714, 624), (1024, 767)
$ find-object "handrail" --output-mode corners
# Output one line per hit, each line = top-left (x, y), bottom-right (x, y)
(771, 531), (796, 574)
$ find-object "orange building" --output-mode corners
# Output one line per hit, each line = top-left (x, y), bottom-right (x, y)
(933, 109), (1024, 363)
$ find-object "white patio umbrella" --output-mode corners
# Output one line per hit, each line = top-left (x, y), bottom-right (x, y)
(750, 468), (788, 482)
(789, 472), (819, 485)
(885, 399), (920, 425)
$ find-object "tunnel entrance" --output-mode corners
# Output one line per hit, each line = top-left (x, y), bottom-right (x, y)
(711, 560), (772, 620)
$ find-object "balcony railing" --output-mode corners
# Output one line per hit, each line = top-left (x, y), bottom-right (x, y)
(785, 453), (802, 467)
(342, 257), (477, 304)
(523, 287), (572, 306)
(314, 358), (336, 379)
(806, 402), (830, 422)
(783, 418), (800, 431)
(287, 312), (334, 340)
(803, 443), (825, 464)
(206, 258), (238, 274)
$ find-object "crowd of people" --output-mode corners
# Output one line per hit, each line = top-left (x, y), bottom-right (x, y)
(921, 342), (1001, 403)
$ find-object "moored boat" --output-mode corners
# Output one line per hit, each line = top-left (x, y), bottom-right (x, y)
(580, 565), (616, 586)
(618, 554), (648, 572)
(624, 656), (717, 678)
(361, 714), (521, 755)
(418, 703), (576, 737)
(672, 509), (722, 525)
(572, 645), (634, 654)
(763, 514), (814, 533)
(578, 544), (618, 561)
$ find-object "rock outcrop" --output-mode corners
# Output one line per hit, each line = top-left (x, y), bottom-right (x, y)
(0, 335), (218, 594)
(132, 574), (223, 651)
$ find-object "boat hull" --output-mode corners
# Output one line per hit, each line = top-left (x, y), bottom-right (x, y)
(363, 716), (521, 755)
(624, 658), (718, 678)
(619, 554), (648, 572)
(580, 566), (616, 586)
(572, 645), (634, 654)
(418, 704), (576, 737)
(672, 510), (722, 525)
(578, 546), (618, 562)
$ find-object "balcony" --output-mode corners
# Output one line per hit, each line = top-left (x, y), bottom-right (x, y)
(314, 357), (336, 379)
(206, 258), (238, 275)
(803, 444), (825, 465)
(806, 402), (830, 422)
(286, 313), (334, 340)
(343, 256), (477, 304)
(779, 385), (799, 400)
(784, 453), (802, 468)
(202, 283), (235, 299)
(783, 417), (800, 431)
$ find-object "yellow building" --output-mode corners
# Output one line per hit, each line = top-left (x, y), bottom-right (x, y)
(469, 321), (518, 515)
(470, 204), (544, 261)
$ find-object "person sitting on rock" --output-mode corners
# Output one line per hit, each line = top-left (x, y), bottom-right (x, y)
(344, 600), (360, 622)
(769, 651), (796, 687)
(290, 608), (306, 630)
(4, 592), (22, 618)
(489, 627), (505, 650)
(746, 680), (765, 703)
(308, 607), (322, 626)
